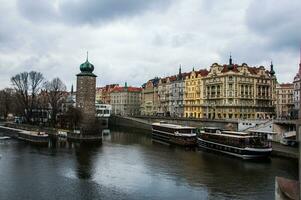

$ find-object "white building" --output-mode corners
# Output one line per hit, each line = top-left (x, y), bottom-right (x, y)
(110, 84), (142, 116)
(293, 57), (301, 119)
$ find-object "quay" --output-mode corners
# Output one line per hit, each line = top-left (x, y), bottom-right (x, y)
(0, 117), (299, 159)
(271, 142), (299, 159)
(0, 123), (102, 144)
(110, 115), (300, 160)
(0, 125), (49, 146)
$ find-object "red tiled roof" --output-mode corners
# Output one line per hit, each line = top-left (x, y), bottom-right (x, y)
(196, 69), (209, 76)
(279, 83), (293, 87)
(247, 67), (259, 75)
(111, 86), (142, 93)
(168, 75), (177, 82)
(221, 65), (239, 73)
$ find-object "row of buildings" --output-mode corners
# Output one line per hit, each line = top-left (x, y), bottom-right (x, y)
(95, 56), (301, 120)
(275, 56), (301, 119)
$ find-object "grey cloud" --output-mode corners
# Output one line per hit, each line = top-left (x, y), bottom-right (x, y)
(17, 0), (172, 25)
(246, 0), (301, 51)
(1, 0), (299, 89)
(17, 0), (58, 23)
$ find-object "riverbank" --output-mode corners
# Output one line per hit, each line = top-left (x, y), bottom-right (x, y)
(0, 123), (102, 144)
(271, 142), (299, 159)
(1, 121), (299, 160)
(111, 124), (299, 160)
(109, 115), (238, 130)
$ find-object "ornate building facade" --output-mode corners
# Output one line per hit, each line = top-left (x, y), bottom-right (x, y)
(140, 78), (160, 115)
(184, 68), (208, 118)
(275, 83), (294, 119)
(141, 57), (277, 119)
(293, 56), (301, 119)
(157, 77), (169, 115)
(169, 67), (187, 117)
(202, 58), (277, 119)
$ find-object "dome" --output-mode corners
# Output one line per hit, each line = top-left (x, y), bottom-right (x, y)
(79, 51), (94, 73)
(80, 59), (94, 73)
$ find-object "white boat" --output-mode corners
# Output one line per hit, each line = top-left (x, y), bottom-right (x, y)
(0, 136), (10, 140)
(152, 121), (197, 146)
(102, 129), (110, 135)
(58, 130), (68, 138)
(280, 131), (297, 146)
(197, 127), (272, 159)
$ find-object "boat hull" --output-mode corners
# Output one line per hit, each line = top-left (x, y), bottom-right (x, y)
(152, 130), (196, 146)
(197, 138), (272, 159)
(18, 133), (49, 146)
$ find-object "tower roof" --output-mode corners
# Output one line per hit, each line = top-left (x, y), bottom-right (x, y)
(228, 53), (234, 70)
(77, 52), (97, 77)
(270, 61), (275, 76)
(80, 51), (94, 73)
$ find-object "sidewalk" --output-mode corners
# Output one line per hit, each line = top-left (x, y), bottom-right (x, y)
(271, 141), (299, 159)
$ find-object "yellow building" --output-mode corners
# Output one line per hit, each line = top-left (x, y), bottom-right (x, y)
(140, 78), (160, 115)
(202, 58), (277, 119)
(184, 57), (277, 120)
(184, 68), (208, 118)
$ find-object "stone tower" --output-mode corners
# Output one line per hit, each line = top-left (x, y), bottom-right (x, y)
(76, 53), (97, 134)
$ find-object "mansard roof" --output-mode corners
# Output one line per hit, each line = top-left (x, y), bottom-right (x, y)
(111, 86), (142, 93)
(278, 83), (293, 88)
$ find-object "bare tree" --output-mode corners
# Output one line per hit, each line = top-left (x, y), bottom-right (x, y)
(44, 78), (67, 127)
(11, 71), (44, 123)
(29, 71), (44, 114)
(0, 88), (14, 120)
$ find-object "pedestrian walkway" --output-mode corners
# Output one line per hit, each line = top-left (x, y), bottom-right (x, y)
(272, 142), (299, 159)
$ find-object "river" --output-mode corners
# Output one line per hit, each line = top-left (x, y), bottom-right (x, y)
(0, 127), (298, 200)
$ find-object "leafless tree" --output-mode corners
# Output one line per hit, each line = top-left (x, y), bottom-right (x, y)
(11, 71), (44, 123)
(0, 88), (14, 120)
(44, 78), (67, 127)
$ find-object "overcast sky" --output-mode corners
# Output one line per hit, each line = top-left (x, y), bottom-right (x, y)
(0, 0), (300, 90)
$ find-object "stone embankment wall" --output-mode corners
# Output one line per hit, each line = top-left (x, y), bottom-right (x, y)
(109, 115), (238, 131)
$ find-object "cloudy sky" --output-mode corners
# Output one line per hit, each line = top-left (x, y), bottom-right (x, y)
(0, 0), (300, 90)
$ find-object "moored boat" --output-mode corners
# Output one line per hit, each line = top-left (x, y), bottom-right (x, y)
(0, 136), (10, 140)
(197, 127), (272, 159)
(151, 122), (197, 146)
(18, 131), (49, 146)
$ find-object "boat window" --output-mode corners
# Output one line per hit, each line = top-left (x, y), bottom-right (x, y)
(178, 129), (195, 134)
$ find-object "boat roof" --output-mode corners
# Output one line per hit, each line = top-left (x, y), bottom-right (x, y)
(203, 132), (256, 138)
(152, 122), (196, 129)
(248, 130), (277, 134)
(203, 127), (221, 130)
(221, 131), (250, 135)
(283, 131), (296, 138)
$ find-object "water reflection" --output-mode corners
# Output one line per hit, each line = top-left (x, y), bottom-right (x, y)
(74, 143), (100, 179)
(0, 127), (298, 200)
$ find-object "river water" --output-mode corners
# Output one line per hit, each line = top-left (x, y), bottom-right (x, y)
(0, 127), (298, 200)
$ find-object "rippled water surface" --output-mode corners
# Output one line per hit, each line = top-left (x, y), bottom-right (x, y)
(0, 127), (298, 200)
